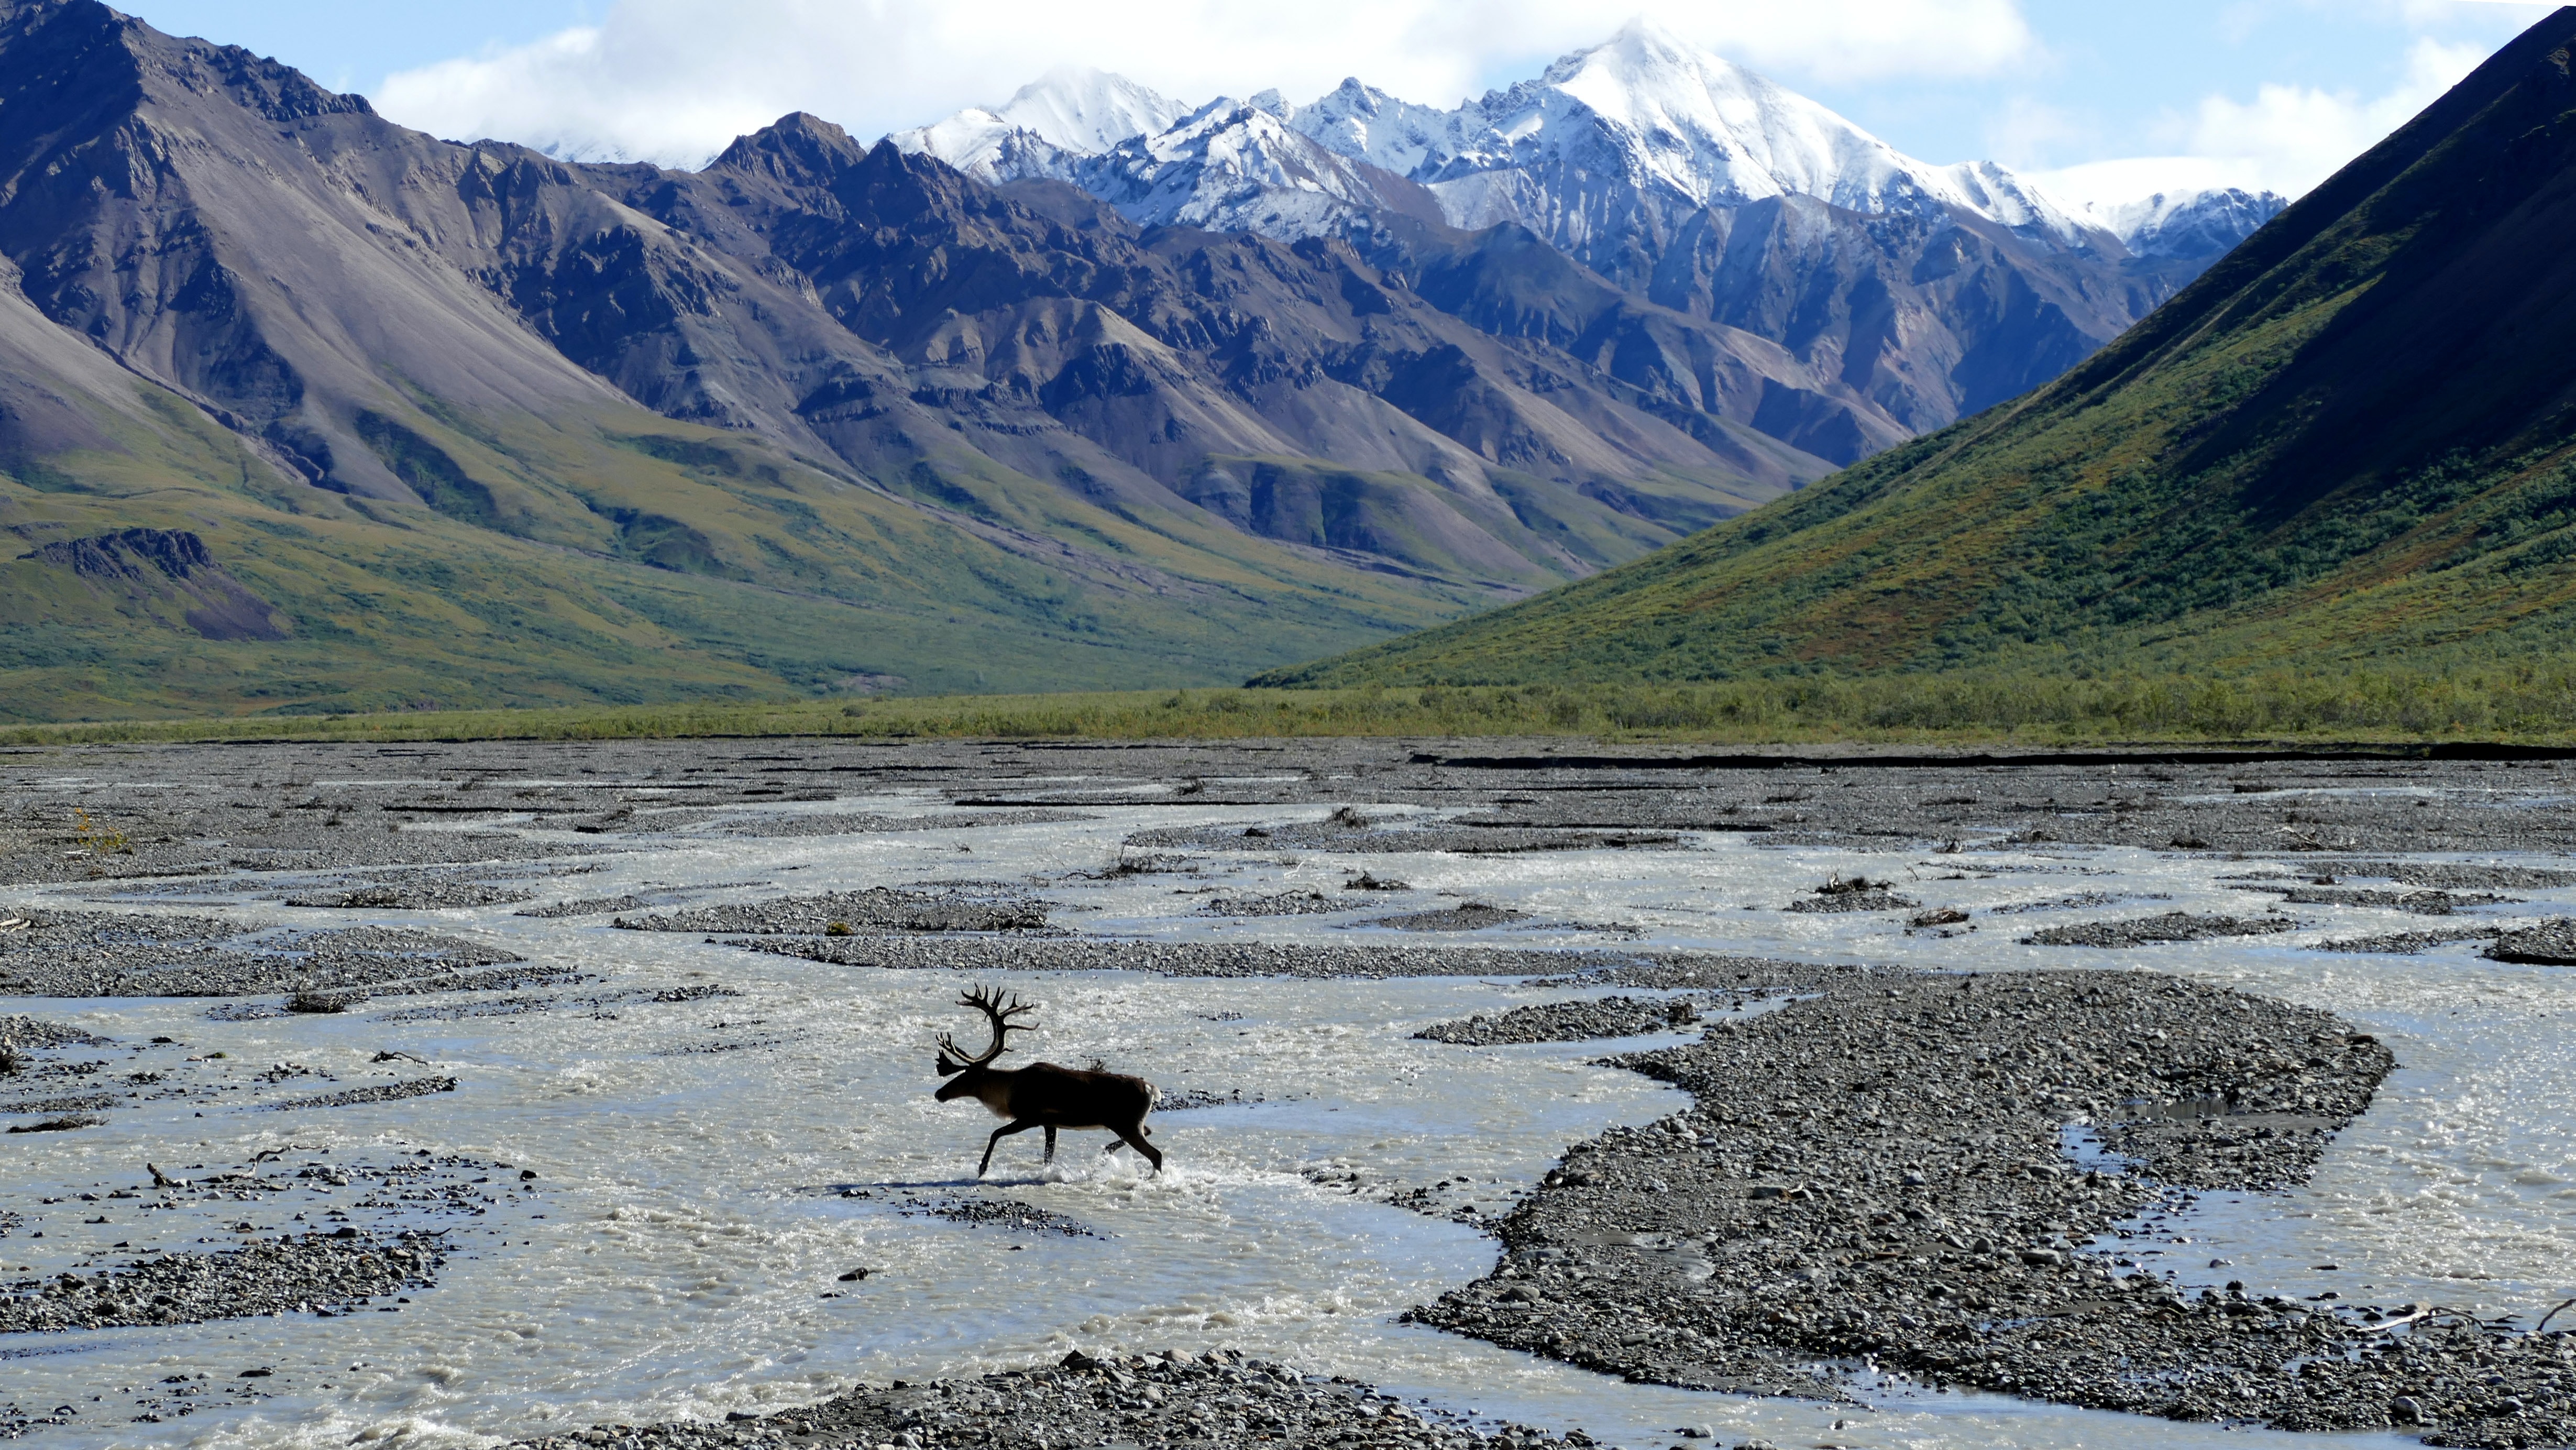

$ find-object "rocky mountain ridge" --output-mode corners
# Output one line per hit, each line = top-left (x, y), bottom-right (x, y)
(897, 21), (2288, 441)
(0, 0), (1879, 717)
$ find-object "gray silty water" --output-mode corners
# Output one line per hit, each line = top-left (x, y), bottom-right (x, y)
(0, 739), (2571, 1448)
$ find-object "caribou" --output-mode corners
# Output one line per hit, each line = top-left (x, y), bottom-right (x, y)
(932, 985), (1162, 1176)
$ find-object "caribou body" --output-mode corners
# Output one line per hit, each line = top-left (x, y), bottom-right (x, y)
(932, 986), (1162, 1176)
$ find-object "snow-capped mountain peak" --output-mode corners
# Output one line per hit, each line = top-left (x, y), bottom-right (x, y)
(1072, 96), (1408, 236)
(1285, 78), (1459, 177)
(881, 28), (2276, 270)
(2076, 187), (2289, 258)
(890, 67), (1185, 183)
(1416, 19), (2087, 242)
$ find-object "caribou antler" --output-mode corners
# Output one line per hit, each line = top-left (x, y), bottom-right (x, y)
(935, 985), (1038, 1073)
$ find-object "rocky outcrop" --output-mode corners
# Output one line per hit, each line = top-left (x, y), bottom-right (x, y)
(21, 528), (285, 639)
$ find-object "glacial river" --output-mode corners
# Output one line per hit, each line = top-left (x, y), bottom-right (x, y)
(4, 785), (2570, 1449)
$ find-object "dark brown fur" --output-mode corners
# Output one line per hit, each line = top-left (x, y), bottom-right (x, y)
(932, 987), (1162, 1176)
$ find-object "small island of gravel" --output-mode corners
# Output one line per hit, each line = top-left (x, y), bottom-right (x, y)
(1410, 969), (2574, 1447)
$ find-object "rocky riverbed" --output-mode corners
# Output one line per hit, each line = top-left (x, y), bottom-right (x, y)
(1417, 996), (1707, 1045)
(0, 1232), (444, 1333)
(5, 737), (2576, 1449)
(508, 1351), (1595, 1450)
(1412, 970), (2575, 1447)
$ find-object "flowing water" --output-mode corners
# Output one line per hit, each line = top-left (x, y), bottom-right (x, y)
(4, 785), (2571, 1449)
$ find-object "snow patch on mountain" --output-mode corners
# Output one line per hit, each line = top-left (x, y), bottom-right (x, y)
(880, 24), (2277, 266)
(2076, 188), (2289, 258)
(1070, 97), (1410, 236)
(889, 67), (1184, 183)
(1287, 79), (1460, 177)
(1400, 20), (2093, 244)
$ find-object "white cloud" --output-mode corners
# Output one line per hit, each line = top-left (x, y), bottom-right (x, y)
(2033, 35), (2490, 207)
(375, 0), (2039, 167)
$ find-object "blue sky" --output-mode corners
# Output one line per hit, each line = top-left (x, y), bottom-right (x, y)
(119, 0), (2555, 202)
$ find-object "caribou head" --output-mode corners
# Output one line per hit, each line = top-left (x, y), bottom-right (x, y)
(932, 985), (1162, 1177)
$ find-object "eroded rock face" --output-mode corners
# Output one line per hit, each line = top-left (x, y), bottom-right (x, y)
(19, 529), (287, 640)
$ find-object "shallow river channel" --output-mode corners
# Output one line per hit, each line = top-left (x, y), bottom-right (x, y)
(3, 746), (2571, 1450)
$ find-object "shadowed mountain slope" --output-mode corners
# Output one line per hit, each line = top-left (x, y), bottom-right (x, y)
(0, 0), (1868, 718)
(1256, 9), (2576, 687)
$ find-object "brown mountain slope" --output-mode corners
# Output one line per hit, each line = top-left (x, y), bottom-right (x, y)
(0, 0), (1869, 716)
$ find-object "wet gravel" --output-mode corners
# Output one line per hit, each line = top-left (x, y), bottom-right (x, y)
(709, 808), (1096, 838)
(284, 882), (536, 909)
(1786, 889), (1918, 914)
(614, 887), (1049, 935)
(1417, 996), (1703, 1045)
(12, 738), (2576, 1447)
(1199, 889), (1344, 917)
(0, 1014), (111, 1050)
(508, 1350), (1594, 1450)
(263, 1076), (458, 1111)
(2020, 911), (2298, 948)
(1128, 819), (1681, 855)
(2333, 862), (2576, 891)
(2260, 887), (2495, 915)
(894, 1195), (1101, 1238)
(2486, 919), (2576, 965)
(0, 917), (533, 998)
(1368, 902), (1535, 931)
(734, 935), (1699, 981)
(0, 1091), (117, 1115)
(0, 1231), (444, 1332)
(2314, 926), (2502, 954)
(1411, 969), (2576, 1446)
(516, 895), (652, 918)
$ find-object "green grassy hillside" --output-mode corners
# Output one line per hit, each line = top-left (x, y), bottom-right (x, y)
(1256, 11), (2576, 690)
(0, 382), (1484, 721)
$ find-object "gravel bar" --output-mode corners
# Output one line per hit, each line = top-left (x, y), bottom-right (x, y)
(2486, 919), (2576, 965)
(0, 1231), (445, 1332)
(263, 1076), (458, 1111)
(1410, 969), (2576, 1445)
(0, 919), (530, 997)
(2313, 927), (2502, 954)
(1368, 902), (1534, 931)
(733, 936), (1715, 981)
(508, 1350), (1595, 1450)
(285, 883), (537, 908)
(1199, 890), (1344, 917)
(615, 887), (1049, 935)
(2019, 911), (2298, 948)
(1416, 996), (1703, 1045)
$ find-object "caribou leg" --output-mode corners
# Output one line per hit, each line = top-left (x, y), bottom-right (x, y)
(979, 1118), (1043, 1177)
(1043, 1124), (1058, 1162)
(1110, 1123), (1164, 1173)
